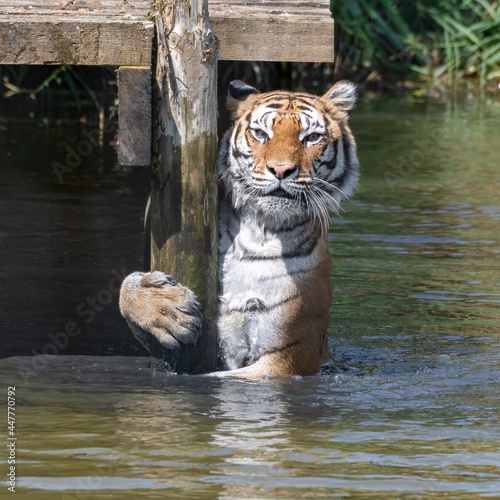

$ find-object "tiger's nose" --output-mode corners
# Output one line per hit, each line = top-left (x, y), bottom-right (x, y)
(266, 162), (296, 179)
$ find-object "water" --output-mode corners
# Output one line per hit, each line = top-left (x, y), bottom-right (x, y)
(1, 90), (500, 498)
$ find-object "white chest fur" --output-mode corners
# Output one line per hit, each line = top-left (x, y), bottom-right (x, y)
(217, 200), (330, 370)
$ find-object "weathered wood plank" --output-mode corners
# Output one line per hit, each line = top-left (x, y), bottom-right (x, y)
(0, 17), (154, 66)
(0, 0), (333, 64)
(209, 0), (334, 62)
(0, 0), (153, 65)
(117, 66), (151, 166)
(212, 17), (334, 63)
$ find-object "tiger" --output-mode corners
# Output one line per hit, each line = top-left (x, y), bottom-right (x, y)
(119, 80), (360, 377)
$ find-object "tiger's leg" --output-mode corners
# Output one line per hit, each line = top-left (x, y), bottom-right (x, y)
(119, 271), (206, 372)
(213, 341), (324, 378)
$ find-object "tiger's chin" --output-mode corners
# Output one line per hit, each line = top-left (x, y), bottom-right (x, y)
(252, 195), (309, 228)
(266, 188), (294, 199)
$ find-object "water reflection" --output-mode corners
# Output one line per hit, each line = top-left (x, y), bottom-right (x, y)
(210, 380), (290, 463)
(2, 351), (500, 498)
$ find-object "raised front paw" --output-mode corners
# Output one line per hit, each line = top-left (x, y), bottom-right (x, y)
(119, 271), (203, 352)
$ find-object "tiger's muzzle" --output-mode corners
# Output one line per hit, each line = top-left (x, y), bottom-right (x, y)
(266, 162), (297, 180)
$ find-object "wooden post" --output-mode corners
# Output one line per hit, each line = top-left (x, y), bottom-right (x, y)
(149, 0), (219, 373)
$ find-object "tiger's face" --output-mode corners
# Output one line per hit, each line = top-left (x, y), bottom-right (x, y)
(219, 80), (359, 228)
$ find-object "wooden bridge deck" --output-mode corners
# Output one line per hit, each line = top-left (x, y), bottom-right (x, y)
(0, 0), (334, 65)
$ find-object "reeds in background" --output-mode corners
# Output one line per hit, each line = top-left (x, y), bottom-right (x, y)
(331, 0), (500, 87)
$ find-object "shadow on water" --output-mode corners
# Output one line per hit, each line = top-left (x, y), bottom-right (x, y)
(1, 89), (500, 498)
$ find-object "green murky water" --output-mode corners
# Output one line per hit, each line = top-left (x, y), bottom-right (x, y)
(1, 91), (500, 499)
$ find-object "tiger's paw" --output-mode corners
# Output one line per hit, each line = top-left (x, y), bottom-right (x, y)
(119, 271), (203, 352)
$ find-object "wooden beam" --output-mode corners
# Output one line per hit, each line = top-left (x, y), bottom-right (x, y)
(210, 0), (334, 62)
(0, 0), (333, 65)
(0, 19), (154, 66)
(149, 0), (219, 373)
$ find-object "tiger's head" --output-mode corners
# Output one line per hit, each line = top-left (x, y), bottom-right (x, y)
(219, 80), (360, 229)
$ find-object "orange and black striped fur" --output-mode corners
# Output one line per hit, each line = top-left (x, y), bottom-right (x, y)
(120, 81), (360, 377)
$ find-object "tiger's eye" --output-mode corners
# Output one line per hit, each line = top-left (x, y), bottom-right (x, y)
(251, 129), (268, 141)
(304, 133), (323, 144)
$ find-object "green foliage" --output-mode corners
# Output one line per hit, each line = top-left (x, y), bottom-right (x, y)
(331, 0), (500, 85)
(0, 65), (113, 112)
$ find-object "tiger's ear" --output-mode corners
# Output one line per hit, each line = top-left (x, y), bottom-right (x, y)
(322, 81), (357, 111)
(228, 80), (260, 101)
(227, 80), (260, 116)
